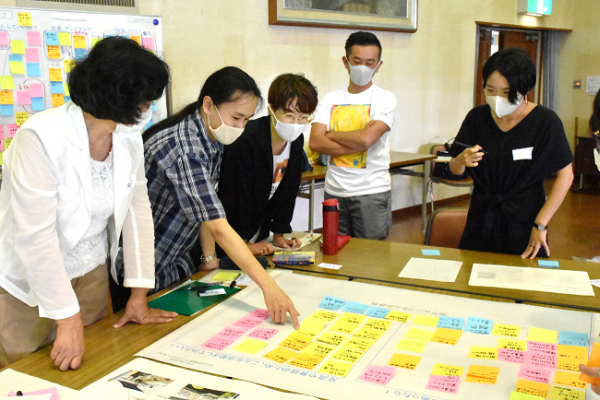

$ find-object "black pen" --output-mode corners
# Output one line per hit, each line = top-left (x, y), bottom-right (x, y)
(453, 141), (487, 154)
(16, 391), (23, 396)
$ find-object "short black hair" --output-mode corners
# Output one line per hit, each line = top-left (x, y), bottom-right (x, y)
(268, 73), (318, 114)
(482, 48), (536, 105)
(68, 36), (169, 125)
(344, 31), (382, 60)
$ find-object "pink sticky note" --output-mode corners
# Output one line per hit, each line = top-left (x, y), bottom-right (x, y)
(201, 336), (236, 351)
(25, 47), (40, 63)
(27, 31), (42, 46)
(9, 387), (59, 400)
(216, 326), (247, 339)
(426, 375), (461, 394)
(250, 309), (270, 320)
(0, 141), (4, 151)
(233, 316), (264, 329)
(29, 82), (44, 98)
(518, 365), (551, 383)
(525, 341), (558, 369)
(0, 125), (4, 139)
(16, 91), (32, 105)
(7, 124), (18, 138)
(249, 327), (279, 341)
(0, 31), (9, 46)
(358, 365), (396, 386)
(498, 348), (526, 364)
(142, 36), (155, 50)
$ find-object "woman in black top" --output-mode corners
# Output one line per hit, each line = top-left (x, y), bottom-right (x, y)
(449, 48), (573, 259)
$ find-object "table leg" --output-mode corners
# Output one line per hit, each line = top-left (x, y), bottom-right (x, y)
(308, 180), (314, 233)
(422, 160), (431, 232)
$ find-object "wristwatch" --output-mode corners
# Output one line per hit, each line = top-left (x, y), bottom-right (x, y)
(533, 222), (547, 231)
(200, 252), (217, 264)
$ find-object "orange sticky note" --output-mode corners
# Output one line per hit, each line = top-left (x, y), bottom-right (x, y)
(49, 68), (63, 82)
(51, 93), (65, 108)
(73, 35), (87, 49)
(554, 370), (587, 389)
(279, 331), (313, 351)
(0, 90), (14, 105)
(47, 45), (61, 60)
(431, 327), (463, 345)
(130, 35), (142, 46)
(557, 344), (588, 372)
(579, 341), (600, 385)
(288, 353), (323, 370)
(388, 353), (420, 370)
(263, 347), (297, 364)
(515, 378), (551, 399)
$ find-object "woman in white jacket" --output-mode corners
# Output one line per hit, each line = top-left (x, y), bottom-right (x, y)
(0, 37), (177, 371)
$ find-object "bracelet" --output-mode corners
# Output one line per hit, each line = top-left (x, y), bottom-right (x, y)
(200, 252), (217, 264)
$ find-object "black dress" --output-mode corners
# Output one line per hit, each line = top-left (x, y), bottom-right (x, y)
(449, 105), (573, 256)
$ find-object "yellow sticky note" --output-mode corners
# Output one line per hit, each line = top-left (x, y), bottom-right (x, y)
(211, 271), (239, 281)
(353, 327), (385, 341)
(47, 45), (61, 60)
(469, 346), (498, 360)
(64, 83), (70, 97)
(301, 341), (336, 358)
(548, 385), (585, 400)
(396, 338), (427, 353)
(405, 327), (434, 342)
(330, 347), (364, 364)
(466, 365), (500, 384)
(9, 61), (25, 75)
(130, 35), (142, 46)
(58, 32), (72, 46)
(364, 318), (392, 331)
(63, 59), (76, 73)
(17, 12), (33, 27)
(299, 318), (327, 337)
(557, 344), (588, 372)
(0, 151), (3, 166)
(319, 360), (352, 377)
(492, 324), (521, 337)
(10, 40), (25, 54)
(51, 93), (64, 108)
(288, 353), (323, 370)
(528, 327), (558, 344)
(0, 90), (14, 105)
(73, 35), (87, 49)
(279, 331), (313, 351)
(310, 310), (339, 321)
(413, 315), (439, 327)
(431, 327), (463, 345)
(388, 353), (420, 370)
(91, 37), (101, 48)
(385, 310), (412, 323)
(234, 338), (268, 354)
(516, 378), (551, 399)
(263, 347), (297, 364)
(4, 138), (12, 150)
(344, 337), (374, 352)
(339, 313), (366, 324)
(432, 363), (464, 377)
(49, 68), (63, 82)
(498, 339), (527, 352)
(509, 391), (545, 400)
(330, 315), (363, 335)
(15, 112), (29, 126)
(554, 371), (587, 389)
(317, 331), (347, 346)
(0, 76), (15, 90)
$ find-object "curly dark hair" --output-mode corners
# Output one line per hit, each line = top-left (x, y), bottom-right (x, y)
(68, 36), (169, 125)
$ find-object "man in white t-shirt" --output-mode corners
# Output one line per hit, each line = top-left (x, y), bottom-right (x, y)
(309, 31), (397, 240)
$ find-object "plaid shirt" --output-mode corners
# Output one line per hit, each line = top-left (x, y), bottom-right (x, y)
(143, 109), (226, 291)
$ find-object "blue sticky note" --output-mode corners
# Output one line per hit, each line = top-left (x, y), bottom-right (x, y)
(45, 31), (60, 46)
(50, 81), (64, 94)
(8, 54), (23, 62)
(341, 301), (369, 315)
(318, 295), (346, 311)
(64, 96), (71, 103)
(538, 260), (559, 268)
(26, 62), (42, 77)
(0, 104), (14, 117)
(422, 249), (441, 256)
(74, 48), (87, 60)
(465, 316), (493, 334)
(365, 306), (390, 319)
(558, 331), (588, 347)
(152, 100), (158, 111)
(31, 97), (45, 111)
(438, 316), (465, 330)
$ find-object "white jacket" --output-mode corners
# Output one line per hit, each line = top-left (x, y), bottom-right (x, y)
(0, 102), (155, 319)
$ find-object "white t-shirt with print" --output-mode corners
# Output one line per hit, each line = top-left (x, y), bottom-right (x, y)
(312, 84), (397, 197)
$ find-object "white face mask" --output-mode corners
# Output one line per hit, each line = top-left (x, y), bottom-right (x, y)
(346, 57), (380, 87)
(268, 105), (306, 143)
(207, 105), (244, 145)
(114, 108), (153, 135)
(486, 93), (523, 118)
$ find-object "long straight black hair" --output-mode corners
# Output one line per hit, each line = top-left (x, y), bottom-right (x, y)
(143, 66), (262, 142)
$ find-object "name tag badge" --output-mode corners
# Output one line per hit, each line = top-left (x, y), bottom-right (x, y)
(512, 146), (533, 161)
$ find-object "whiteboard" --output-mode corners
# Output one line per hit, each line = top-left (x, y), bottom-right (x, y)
(0, 6), (167, 166)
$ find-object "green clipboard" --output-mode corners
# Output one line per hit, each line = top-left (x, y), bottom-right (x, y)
(148, 282), (240, 316)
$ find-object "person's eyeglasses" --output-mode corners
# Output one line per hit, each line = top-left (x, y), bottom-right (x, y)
(279, 113), (313, 125)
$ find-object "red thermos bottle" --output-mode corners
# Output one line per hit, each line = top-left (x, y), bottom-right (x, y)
(322, 199), (339, 255)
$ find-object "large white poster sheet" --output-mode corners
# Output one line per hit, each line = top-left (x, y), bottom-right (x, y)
(138, 271), (598, 400)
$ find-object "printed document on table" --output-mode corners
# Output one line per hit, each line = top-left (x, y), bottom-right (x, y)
(0, 368), (77, 399)
(469, 263), (595, 296)
(399, 257), (463, 282)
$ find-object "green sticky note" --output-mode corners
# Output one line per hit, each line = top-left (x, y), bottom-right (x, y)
(10, 39), (25, 54)
(0, 76), (15, 90)
(148, 282), (240, 316)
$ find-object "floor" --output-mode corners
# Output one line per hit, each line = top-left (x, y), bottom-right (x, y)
(388, 178), (600, 261)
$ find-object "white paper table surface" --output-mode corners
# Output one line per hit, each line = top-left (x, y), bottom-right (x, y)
(398, 257), (463, 282)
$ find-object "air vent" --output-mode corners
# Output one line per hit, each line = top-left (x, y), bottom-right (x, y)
(17, 0), (138, 13)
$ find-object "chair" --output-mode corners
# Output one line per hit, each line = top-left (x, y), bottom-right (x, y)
(424, 207), (469, 248)
(427, 144), (474, 213)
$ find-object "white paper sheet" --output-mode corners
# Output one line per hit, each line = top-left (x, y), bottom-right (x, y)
(399, 257), (463, 282)
(0, 369), (77, 399)
(71, 358), (318, 400)
(469, 263), (595, 296)
(268, 233), (322, 251)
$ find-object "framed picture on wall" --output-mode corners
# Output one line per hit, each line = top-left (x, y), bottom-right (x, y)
(268, 0), (417, 33)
